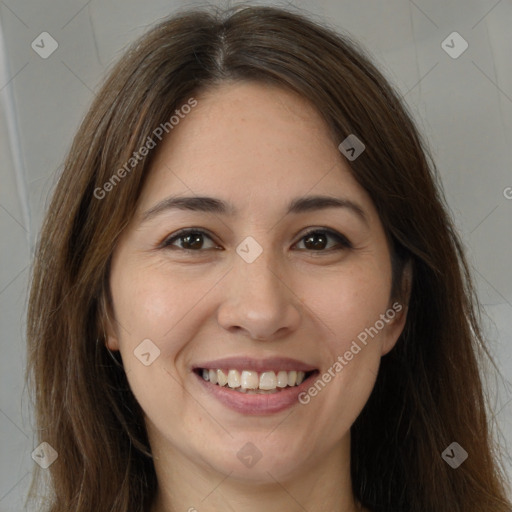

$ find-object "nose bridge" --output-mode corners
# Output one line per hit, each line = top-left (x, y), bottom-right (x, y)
(216, 235), (301, 339)
(240, 247), (280, 298)
(235, 238), (286, 309)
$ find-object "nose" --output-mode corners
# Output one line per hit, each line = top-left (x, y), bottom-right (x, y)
(216, 246), (301, 341)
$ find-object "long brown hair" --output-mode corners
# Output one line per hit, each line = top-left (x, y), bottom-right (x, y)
(26, 5), (511, 511)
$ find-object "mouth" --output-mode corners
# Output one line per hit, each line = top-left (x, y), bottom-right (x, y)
(191, 357), (319, 415)
(193, 368), (317, 394)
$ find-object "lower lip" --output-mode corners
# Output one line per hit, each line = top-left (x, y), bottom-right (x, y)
(194, 371), (318, 415)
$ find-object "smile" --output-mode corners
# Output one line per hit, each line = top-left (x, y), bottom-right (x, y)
(197, 368), (312, 393)
(192, 357), (319, 414)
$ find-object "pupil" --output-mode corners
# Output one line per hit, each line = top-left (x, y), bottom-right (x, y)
(183, 233), (203, 249)
(305, 232), (327, 250)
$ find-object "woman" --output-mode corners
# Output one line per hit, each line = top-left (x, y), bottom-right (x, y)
(26, 5), (512, 512)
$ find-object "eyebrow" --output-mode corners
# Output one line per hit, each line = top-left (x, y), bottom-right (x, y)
(141, 194), (368, 225)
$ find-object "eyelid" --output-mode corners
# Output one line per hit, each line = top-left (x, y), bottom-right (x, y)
(160, 227), (353, 252)
(159, 227), (221, 250)
(295, 227), (353, 250)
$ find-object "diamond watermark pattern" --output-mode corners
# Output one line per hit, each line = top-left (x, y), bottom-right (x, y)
(31, 442), (58, 469)
(237, 442), (263, 468)
(134, 338), (161, 366)
(441, 32), (468, 59)
(441, 442), (468, 468)
(236, 236), (263, 263)
(31, 32), (59, 59)
(338, 134), (365, 161)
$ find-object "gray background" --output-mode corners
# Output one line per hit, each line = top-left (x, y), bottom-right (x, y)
(1, 0), (511, 509)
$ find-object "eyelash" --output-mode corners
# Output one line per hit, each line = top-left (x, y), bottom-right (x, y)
(160, 227), (353, 253)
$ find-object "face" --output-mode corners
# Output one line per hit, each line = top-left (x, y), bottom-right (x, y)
(106, 81), (407, 484)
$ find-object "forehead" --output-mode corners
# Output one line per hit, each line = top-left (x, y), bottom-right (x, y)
(138, 81), (371, 215)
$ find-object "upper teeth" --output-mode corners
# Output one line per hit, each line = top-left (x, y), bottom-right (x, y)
(201, 369), (306, 390)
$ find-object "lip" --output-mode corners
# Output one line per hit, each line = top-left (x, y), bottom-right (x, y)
(192, 356), (317, 374)
(192, 357), (319, 415)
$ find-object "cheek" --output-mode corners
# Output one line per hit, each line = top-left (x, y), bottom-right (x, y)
(306, 259), (392, 351)
(108, 265), (202, 416)
(295, 258), (392, 432)
(108, 261), (229, 398)
(110, 261), (213, 344)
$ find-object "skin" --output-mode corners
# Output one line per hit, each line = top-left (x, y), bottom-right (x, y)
(106, 81), (409, 512)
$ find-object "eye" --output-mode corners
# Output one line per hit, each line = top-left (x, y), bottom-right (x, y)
(160, 229), (220, 251)
(294, 228), (352, 251)
(160, 227), (352, 253)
